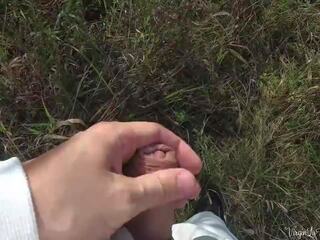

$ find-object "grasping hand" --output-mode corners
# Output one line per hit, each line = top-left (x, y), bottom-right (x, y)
(23, 122), (202, 240)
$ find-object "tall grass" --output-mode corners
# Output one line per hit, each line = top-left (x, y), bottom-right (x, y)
(1, 0), (320, 238)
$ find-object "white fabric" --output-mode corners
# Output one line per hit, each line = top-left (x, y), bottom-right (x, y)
(172, 211), (238, 240)
(0, 157), (39, 240)
(113, 212), (237, 240)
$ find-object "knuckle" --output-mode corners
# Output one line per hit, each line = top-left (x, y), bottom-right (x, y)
(93, 121), (113, 130)
(89, 121), (120, 136)
(85, 122), (120, 146)
(149, 122), (163, 130)
(148, 122), (163, 139)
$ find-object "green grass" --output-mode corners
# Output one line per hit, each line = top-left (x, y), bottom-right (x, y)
(1, 0), (320, 239)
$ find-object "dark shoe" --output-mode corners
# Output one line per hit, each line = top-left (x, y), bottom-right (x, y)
(195, 183), (226, 222)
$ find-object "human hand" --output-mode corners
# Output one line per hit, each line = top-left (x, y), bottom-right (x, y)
(23, 122), (202, 240)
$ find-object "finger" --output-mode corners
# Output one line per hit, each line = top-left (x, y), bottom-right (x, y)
(127, 168), (201, 215)
(118, 122), (202, 174)
(176, 140), (202, 174)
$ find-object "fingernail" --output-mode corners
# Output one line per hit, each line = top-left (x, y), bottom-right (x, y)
(177, 171), (199, 199)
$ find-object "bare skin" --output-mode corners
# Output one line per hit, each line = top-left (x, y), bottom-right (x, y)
(125, 144), (179, 240)
(23, 122), (202, 240)
(126, 144), (178, 176)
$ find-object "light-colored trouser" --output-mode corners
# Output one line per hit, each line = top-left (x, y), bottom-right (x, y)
(112, 211), (238, 240)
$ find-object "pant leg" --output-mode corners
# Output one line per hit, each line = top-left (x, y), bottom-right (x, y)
(172, 211), (238, 240)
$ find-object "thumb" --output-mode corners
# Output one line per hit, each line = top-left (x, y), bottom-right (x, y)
(128, 168), (200, 214)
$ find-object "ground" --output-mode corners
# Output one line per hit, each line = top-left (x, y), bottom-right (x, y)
(0, 0), (320, 239)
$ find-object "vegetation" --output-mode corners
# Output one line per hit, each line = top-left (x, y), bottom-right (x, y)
(1, 0), (319, 238)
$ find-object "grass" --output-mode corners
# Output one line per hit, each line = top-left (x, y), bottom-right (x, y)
(1, 0), (320, 239)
